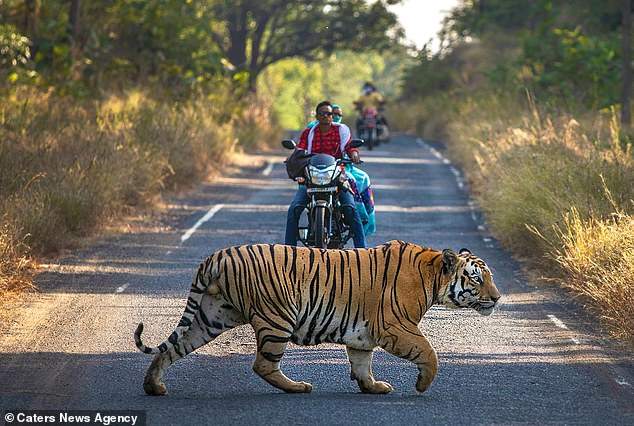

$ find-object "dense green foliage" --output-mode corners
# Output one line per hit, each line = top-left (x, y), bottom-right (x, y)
(205, 0), (403, 89)
(259, 49), (413, 129)
(0, 0), (403, 95)
(402, 0), (627, 111)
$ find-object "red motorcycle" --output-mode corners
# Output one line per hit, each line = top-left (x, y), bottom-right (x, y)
(359, 107), (379, 151)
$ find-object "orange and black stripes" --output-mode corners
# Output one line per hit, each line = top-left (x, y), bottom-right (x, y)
(136, 241), (453, 357)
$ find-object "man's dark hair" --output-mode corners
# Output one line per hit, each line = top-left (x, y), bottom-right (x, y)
(315, 100), (332, 114)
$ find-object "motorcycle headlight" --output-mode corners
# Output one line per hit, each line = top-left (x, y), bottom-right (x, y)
(309, 165), (337, 185)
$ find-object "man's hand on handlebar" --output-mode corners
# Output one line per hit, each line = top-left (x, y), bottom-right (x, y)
(351, 151), (361, 164)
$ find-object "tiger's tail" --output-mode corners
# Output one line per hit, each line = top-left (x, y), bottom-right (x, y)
(134, 253), (222, 355)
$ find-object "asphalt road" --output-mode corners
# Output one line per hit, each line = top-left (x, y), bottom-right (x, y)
(1, 134), (632, 425)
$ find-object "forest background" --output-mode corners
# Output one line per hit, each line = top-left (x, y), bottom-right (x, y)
(1, 0), (632, 344)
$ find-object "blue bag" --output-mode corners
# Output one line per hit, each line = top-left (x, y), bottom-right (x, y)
(345, 164), (376, 236)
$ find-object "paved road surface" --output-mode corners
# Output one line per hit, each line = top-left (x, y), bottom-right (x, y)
(1, 135), (632, 425)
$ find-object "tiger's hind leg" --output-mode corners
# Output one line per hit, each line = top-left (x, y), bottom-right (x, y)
(346, 347), (393, 394)
(251, 317), (312, 393)
(377, 324), (438, 393)
(143, 294), (245, 396)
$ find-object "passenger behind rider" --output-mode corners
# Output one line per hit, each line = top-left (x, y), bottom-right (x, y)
(354, 82), (388, 136)
(284, 100), (367, 248)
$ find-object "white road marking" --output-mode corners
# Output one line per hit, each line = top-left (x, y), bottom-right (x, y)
(482, 237), (493, 242)
(181, 204), (224, 243)
(477, 224), (486, 231)
(570, 337), (580, 344)
(547, 314), (569, 329)
(165, 250), (172, 255)
(471, 211), (478, 222)
(115, 283), (129, 294)
(262, 161), (274, 176)
(615, 377), (632, 387)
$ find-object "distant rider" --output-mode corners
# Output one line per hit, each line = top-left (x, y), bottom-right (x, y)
(284, 101), (366, 248)
(354, 82), (388, 136)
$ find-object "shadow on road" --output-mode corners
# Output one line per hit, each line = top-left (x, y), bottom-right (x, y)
(0, 347), (631, 424)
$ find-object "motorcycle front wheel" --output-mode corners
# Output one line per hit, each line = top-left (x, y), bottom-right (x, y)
(312, 205), (328, 249)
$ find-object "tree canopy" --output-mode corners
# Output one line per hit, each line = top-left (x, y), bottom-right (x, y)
(402, 0), (630, 111)
(0, 0), (404, 94)
(204, 0), (404, 90)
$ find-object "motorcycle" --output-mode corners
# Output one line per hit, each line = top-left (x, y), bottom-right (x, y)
(282, 138), (364, 249)
(359, 107), (379, 151)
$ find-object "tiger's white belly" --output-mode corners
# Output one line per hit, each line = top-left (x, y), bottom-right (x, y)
(290, 313), (374, 350)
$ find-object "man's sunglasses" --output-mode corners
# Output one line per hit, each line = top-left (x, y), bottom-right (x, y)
(318, 111), (333, 117)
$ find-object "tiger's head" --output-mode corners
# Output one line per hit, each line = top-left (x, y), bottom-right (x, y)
(439, 248), (501, 316)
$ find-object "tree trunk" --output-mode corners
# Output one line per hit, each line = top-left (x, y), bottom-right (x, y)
(69, 0), (80, 46)
(69, 0), (82, 79)
(622, 0), (632, 129)
(23, 0), (39, 51)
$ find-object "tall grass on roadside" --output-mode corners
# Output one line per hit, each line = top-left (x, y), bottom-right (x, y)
(233, 95), (281, 150)
(0, 223), (34, 296)
(549, 209), (634, 341)
(389, 96), (455, 141)
(0, 86), (279, 259)
(443, 95), (634, 342)
(449, 100), (633, 259)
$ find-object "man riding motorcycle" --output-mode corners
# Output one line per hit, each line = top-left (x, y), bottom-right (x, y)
(284, 100), (366, 248)
(354, 82), (388, 139)
(307, 103), (343, 128)
(305, 103), (375, 238)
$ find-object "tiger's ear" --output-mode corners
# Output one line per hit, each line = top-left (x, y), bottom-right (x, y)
(459, 248), (472, 255)
(442, 249), (459, 275)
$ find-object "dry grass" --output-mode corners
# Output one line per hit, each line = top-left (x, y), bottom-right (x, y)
(440, 95), (634, 343)
(0, 86), (280, 299)
(389, 96), (455, 141)
(550, 210), (634, 342)
(0, 223), (35, 296)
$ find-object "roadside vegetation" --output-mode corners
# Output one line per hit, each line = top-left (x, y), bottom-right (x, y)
(0, 1), (404, 299)
(395, 1), (634, 343)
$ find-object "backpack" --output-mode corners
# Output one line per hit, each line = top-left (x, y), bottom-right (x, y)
(284, 149), (313, 179)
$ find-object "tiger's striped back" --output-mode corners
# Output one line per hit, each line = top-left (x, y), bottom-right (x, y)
(212, 241), (447, 348)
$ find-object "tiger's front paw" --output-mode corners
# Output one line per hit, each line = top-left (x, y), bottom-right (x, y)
(361, 380), (394, 394)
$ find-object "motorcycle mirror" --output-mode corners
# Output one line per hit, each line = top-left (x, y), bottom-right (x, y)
(350, 139), (364, 148)
(281, 139), (296, 150)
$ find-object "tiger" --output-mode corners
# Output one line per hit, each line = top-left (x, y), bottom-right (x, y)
(134, 240), (500, 395)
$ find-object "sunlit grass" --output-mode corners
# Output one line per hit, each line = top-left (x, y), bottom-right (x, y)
(441, 94), (634, 343)
(0, 86), (280, 297)
(550, 209), (634, 342)
(0, 223), (35, 296)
